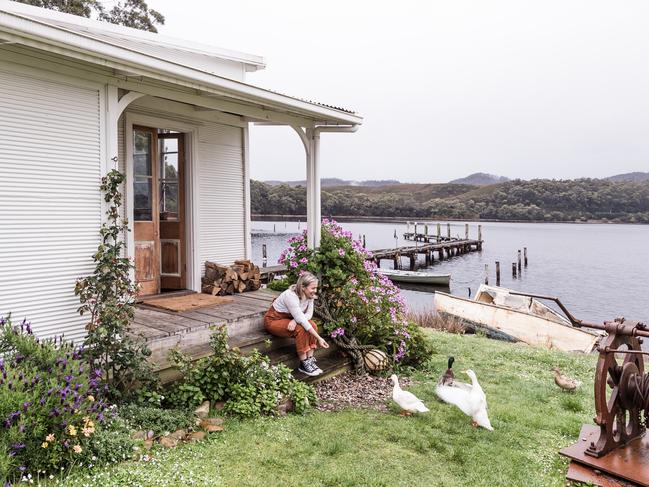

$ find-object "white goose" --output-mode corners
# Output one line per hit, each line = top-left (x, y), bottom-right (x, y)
(435, 369), (493, 430)
(390, 374), (429, 415)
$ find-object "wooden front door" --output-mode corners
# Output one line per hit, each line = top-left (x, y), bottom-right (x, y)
(133, 127), (185, 296)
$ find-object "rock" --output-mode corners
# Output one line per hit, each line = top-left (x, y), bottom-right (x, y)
(204, 424), (224, 433)
(194, 401), (210, 419)
(276, 396), (294, 416)
(187, 431), (206, 442)
(159, 436), (178, 448)
(169, 429), (187, 441)
(131, 430), (147, 440)
(199, 418), (224, 429)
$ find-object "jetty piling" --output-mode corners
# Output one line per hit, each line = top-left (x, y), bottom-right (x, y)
(512, 263), (517, 278)
(517, 250), (522, 272)
(374, 223), (483, 271)
(524, 247), (528, 267)
(484, 264), (489, 285)
(262, 244), (267, 267)
(495, 261), (501, 286)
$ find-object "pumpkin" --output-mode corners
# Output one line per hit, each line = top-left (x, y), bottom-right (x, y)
(363, 349), (389, 371)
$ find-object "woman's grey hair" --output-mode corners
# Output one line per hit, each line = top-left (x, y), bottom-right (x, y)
(294, 271), (318, 300)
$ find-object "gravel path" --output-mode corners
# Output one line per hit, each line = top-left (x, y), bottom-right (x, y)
(314, 372), (414, 412)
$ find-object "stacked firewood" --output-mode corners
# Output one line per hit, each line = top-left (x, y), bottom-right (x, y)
(201, 260), (262, 296)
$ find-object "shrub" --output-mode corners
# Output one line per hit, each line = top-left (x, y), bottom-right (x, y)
(169, 327), (316, 417)
(74, 169), (157, 402)
(267, 276), (290, 292)
(278, 220), (428, 368)
(0, 317), (110, 483)
(78, 415), (135, 467)
(118, 404), (194, 435)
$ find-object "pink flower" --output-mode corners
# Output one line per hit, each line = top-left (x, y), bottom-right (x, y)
(290, 261), (298, 268)
(338, 248), (346, 257)
(330, 327), (345, 338)
(299, 257), (309, 264)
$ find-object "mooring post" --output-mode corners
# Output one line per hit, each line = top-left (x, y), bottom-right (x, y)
(410, 254), (416, 271)
(262, 244), (267, 268)
(406, 221), (410, 236)
(465, 223), (469, 240)
(478, 224), (482, 241)
(484, 263), (489, 284)
(424, 224), (428, 239)
(495, 261), (501, 286)
(298, 221), (301, 230)
(393, 229), (398, 248)
(363, 234), (366, 248)
(437, 223), (441, 240)
(394, 252), (401, 270)
(447, 223), (451, 239)
(273, 224), (276, 233)
(512, 262), (517, 278)
(414, 222), (418, 241)
(524, 247), (528, 267)
(517, 250), (522, 272)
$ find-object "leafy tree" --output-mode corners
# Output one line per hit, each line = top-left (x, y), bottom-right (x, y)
(17, 0), (164, 32)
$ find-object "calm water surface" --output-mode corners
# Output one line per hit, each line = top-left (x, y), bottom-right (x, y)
(251, 221), (648, 325)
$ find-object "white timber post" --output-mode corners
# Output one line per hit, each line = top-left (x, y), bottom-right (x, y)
(313, 129), (322, 248)
(105, 85), (120, 172)
(305, 127), (316, 249)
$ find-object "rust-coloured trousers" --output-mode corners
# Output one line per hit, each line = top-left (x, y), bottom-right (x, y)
(264, 305), (318, 355)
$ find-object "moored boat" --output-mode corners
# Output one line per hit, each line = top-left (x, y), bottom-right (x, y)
(378, 268), (451, 286)
(434, 284), (603, 353)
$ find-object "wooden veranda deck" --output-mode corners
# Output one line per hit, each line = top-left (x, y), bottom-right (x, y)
(129, 288), (349, 383)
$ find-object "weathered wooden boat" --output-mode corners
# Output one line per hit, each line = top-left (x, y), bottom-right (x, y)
(378, 268), (451, 286)
(434, 284), (603, 353)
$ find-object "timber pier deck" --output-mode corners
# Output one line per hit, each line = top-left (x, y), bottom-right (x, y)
(371, 222), (484, 270)
(371, 237), (482, 270)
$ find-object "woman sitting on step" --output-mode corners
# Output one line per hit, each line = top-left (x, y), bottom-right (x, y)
(264, 271), (329, 377)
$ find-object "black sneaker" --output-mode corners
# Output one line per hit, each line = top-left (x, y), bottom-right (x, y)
(308, 357), (323, 375)
(298, 358), (320, 377)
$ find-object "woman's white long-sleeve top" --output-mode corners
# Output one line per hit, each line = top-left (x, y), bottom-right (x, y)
(272, 287), (314, 331)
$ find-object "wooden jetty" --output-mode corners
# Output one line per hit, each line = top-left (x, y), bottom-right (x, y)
(372, 237), (483, 271)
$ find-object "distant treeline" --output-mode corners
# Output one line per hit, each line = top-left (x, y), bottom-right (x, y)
(250, 178), (649, 223)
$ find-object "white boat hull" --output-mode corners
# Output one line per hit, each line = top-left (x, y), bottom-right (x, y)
(434, 291), (600, 353)
(379, 269), (451, 285)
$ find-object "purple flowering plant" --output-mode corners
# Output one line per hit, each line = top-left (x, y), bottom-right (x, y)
(0, 317), (108, 482)
(279, 219), (419, 364)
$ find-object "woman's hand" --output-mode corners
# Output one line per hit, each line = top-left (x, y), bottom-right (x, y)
(287, 320), (297, 332)
(318, 337), (329, 349)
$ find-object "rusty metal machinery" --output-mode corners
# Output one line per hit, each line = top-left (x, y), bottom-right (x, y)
(507, 292), (649, 484)
(558, 317), (649, 486)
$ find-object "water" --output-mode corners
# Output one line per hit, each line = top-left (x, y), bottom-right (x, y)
(251, 220), (649, 325)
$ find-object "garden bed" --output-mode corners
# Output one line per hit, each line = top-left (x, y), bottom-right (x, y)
(48, 329), (597, 487)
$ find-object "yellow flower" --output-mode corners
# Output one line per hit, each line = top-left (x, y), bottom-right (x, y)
(45, 434), (55, 442)
(73, 444), (82, 454)
(41, 442), (48, 449)
(82, 427), (95, 437)
(87, 395), (95, 402)
(67, 425), (77, 436)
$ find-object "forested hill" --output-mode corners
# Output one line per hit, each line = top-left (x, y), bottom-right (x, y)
(250, 178), (649, 223)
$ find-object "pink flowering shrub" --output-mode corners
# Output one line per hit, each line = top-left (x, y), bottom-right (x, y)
(279, 220), (429, 365)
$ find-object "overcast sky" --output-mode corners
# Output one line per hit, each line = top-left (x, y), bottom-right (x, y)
(147, 0), (649, 183)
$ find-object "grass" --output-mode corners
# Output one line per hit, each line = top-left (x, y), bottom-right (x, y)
(48, 330), (596, 487)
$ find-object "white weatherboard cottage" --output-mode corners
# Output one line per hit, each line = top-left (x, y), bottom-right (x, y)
(0, 1), (362, 341)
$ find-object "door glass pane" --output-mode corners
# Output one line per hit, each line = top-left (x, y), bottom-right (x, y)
(160, 182), (178, 220)
(134, 177), (152, 221)
(161, 138), (178, 153)
(134, 131), (151, 155)
(162, 153), (178, 180)
(134, 154), (151, 177)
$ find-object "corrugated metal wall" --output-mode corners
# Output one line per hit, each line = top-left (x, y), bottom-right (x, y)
(197, 122), (246, 268)
(0, 68), (101, 341)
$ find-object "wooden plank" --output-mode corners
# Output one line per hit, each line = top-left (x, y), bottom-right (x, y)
(193, 305), (262, 321)
(220, 299), (269, 313)
(176, 310), (221, 324)
(129, 322), (167, 339)
(135, 307), (203, 330)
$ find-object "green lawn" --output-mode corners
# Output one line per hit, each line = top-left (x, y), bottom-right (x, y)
(51, 330), (596, 487)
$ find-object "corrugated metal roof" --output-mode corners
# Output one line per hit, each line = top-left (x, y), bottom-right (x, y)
(0, 0), (265, 70)
(0, 0), (361, 122)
